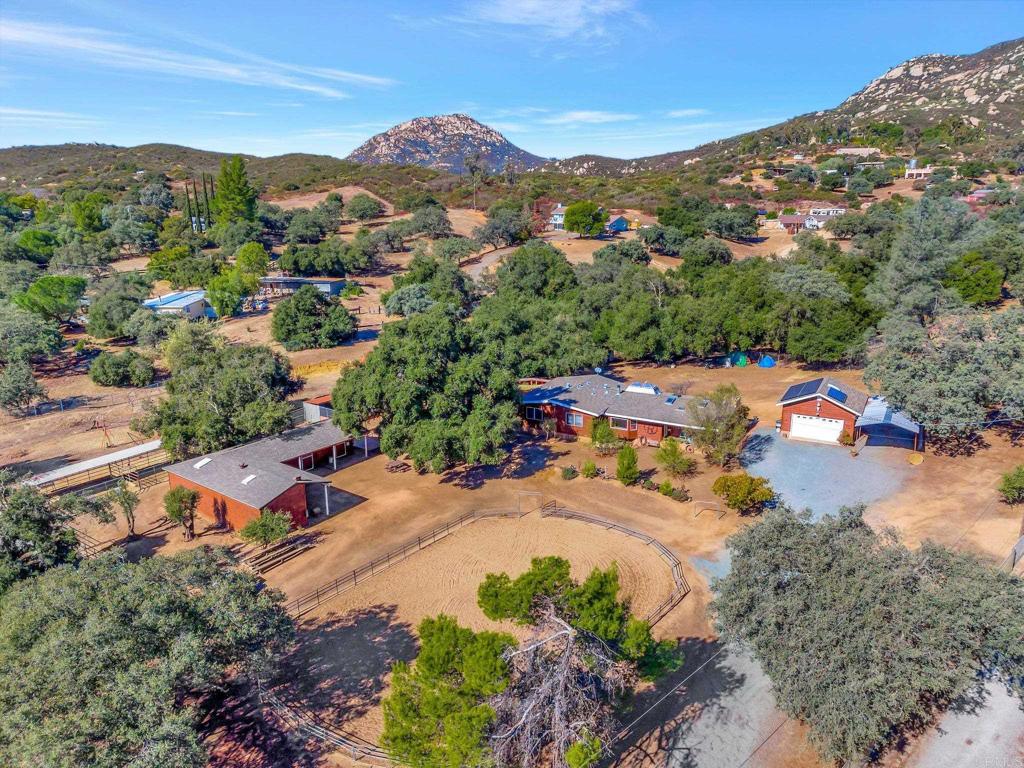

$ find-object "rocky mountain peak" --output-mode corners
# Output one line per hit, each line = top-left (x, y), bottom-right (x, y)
(345, 113), (545, 173)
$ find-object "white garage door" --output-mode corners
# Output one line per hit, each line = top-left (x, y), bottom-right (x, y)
(790, 414), (844, 443)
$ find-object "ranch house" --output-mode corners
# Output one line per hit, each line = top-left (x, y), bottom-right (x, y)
(778, 377), (923, 449)
(520, 374), (701, 445)
(165, 420), (355, 531)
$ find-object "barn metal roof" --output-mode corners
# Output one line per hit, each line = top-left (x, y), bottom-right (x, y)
(855, 396), (921, 434)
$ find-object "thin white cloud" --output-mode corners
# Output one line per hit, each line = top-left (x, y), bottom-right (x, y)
(0, 20), (394, 100)
(462, 0), (640, 40)
(541, 110), (638, 125)
(667, 108), (710, 118)
(0, 106), (101, 128)
(201, 110), (262, 118)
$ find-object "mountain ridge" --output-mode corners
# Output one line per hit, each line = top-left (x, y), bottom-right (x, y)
(1, 37), (1020, 187)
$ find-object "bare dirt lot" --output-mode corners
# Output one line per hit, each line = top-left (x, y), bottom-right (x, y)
(277, 512), (678, 744)
(265, 186), (393, 215)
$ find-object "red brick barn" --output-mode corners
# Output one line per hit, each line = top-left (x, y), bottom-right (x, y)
(778, 377), (923, 449)
(165, 420), (354, 531)
(520, 374), (701, 445)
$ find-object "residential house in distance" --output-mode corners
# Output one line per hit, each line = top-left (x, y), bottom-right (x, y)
(165, 420), (356, 531)
(548, 203), (567, 230)
(521, 374), (701, 445)
(142, 290), (214, 320)
(259, 275), (347, 297)
(778, 377), (922, 449)
(778, 214), (808, 234)
(605, 214), (630, 233)
(835, 147), (881, 157)
(905, 164), (935, 180)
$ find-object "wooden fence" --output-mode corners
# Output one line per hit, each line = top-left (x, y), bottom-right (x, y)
(268, 499), (692, 763)
(284, 506), (530, 616)
(538, 502), (691, 626)
(257, 681), (393, 767)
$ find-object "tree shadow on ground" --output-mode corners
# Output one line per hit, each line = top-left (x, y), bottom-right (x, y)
(929, 432), (991, 457)
(439, 435), (569, 490)
(738, 431), (773, 465)
(118, 516), (176, 561)
(273, 604), (417, 727)
(609, 638), (746, 768)
(200, 678), (324, 768)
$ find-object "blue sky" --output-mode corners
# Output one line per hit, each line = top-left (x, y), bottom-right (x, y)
(1, 1), (1021, 160)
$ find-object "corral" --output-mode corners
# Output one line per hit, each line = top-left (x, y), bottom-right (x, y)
(270, 504), (684, 753)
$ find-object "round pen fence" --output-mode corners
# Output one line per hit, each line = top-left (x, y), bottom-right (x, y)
(268, 497), (692, 764)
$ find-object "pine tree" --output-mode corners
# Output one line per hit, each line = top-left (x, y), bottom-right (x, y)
(213, 156), (257, 224)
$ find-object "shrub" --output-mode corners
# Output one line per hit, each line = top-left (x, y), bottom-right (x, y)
(590, 417), (616, 449)
(658, 479), (674, 496)
(654, 437), (697, 477)
(641, 478), (656, 491)
(712, 473), (774, 513)
(671, 487), (690, 503)
(581, 460), (598, 478)
(89, 350), (156, 388)
(616, 444), (639, 485)
(561, 465), (579, 481)
(239, 509), (292, 548)
(340, 283), (364, 298)
(839, 430), (855, 447)
(998, 465), (1024, 504)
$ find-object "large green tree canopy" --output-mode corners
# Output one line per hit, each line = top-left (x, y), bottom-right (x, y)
(712, 506), (1024, 763)
(331, 304), (519, 471)
(135, 323), (295, 457)
(0, 549), (293, 768)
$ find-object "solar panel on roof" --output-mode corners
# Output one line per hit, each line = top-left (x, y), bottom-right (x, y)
(783, 378), (822, 401)
(826, 385), (848, 403)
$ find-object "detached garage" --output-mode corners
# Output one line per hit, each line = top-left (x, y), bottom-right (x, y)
(778, 378), (923, 450)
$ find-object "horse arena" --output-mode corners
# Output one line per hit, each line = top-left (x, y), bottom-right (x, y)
(271, 505), (685, 757)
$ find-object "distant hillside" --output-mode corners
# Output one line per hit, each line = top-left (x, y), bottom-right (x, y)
(828, 37), (1023, 136)
(0, 142), (439, 196)
(346, 114), (546, 173)
(547, 38), (1024, 177)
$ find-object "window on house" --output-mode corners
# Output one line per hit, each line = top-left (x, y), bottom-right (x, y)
(609, 416), (629, 430)
(524, 407), (543, 421)
(565, 412), (584, 428)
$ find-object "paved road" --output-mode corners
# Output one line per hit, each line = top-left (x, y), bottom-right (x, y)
(906, 681), (1024, 768)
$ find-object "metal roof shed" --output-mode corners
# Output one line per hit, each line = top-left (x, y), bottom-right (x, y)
(855, 397), (923, 450)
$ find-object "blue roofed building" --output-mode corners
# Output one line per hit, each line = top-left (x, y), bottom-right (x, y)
(142, 290), (215, 319)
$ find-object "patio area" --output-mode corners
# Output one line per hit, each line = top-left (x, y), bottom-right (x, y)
(740, 428), (912, 519)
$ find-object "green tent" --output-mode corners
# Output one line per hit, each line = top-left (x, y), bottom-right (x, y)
(729, 351), (749, 367)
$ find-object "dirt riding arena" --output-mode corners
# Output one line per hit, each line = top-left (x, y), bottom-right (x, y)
(274, 511), (678, 749)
